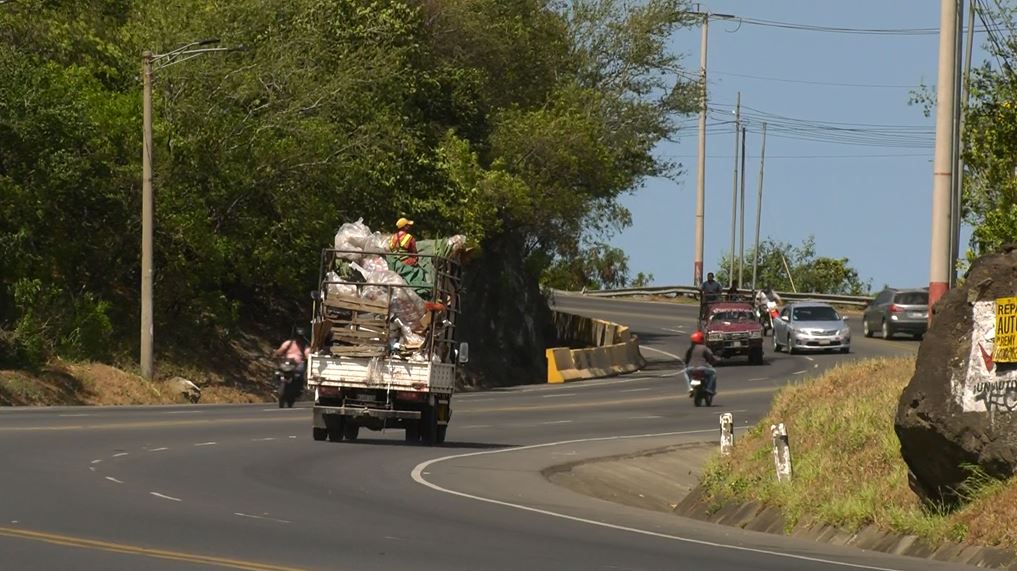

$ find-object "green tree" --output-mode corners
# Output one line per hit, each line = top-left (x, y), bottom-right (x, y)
(716, 237), (870, 295)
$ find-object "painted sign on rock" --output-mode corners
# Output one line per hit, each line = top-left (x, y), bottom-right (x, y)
(954, 300), (1017, 413)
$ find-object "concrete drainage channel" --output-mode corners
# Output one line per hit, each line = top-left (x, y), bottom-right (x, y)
(545, 443), (1017, 570)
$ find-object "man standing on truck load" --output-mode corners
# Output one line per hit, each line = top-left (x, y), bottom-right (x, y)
(701, 272), (722, 302)
(390, 217), (419, 266)
(683, 330), (718, 396)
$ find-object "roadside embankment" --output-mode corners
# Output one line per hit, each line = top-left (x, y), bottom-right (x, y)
(545, 311), (646, 382)
(548, 357), (1017, 569)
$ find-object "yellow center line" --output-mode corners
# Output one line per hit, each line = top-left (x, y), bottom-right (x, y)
(0, 416), (304, 432)
(0, 526), (315, 571)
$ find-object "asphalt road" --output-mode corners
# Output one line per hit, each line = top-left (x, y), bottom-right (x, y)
(0, 295), (965, 571)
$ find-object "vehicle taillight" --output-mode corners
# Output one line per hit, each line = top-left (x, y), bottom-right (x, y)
(889, 304), (902, 313)
(319, 386), (341, 397)
(396, 391), (423, 401)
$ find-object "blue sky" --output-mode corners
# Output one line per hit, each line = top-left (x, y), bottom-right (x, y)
(611, 1), (987, 291)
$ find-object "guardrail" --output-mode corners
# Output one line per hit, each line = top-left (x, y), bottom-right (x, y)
(564, 285), (873, 308)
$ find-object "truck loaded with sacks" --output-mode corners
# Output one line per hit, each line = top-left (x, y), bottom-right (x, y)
(306, 219), (469, 445)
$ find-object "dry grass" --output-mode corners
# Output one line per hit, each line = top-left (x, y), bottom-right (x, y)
(699, 356), (1017, 550)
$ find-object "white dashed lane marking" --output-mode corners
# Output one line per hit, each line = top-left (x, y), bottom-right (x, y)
(105, 477), (124, 484)
(150, 492), (182, 502)
(194, 442), (217, 447)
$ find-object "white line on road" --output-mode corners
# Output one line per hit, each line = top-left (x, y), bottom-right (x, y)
(627, 415), (662, 420)
(90, 459), (102, 465)
(640, 346), (685, 362)
(748, 377), (768, 382)
(620, 387), (652, 393)
(105, 477), (123, 484)
(541, 393), (576, 399)
(792, 370), (808, 375)
(88, 467), (95, 472)
(112, 452), (128, 458)
(148, 447), (168, 452)
(193, 442), (217, 447)
(149, 492), (182, 502)
(805, 356), (815, 362)
(289, 436), (297, 439)
(456, 397), (495, 402)
(252, 437), (276, 441)
(58, 414), (92, 418)
(233, 512), (291, 524)
(661, 327), (686, 334)
(538, 420), (573, 425)
(165, 410), (203, 415)
(411, 431), (904, 571)
(459, 425), (492, 429)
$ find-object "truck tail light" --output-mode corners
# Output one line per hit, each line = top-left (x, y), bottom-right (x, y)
(319, 386), (341, 397)
(396, 391), (423, 401)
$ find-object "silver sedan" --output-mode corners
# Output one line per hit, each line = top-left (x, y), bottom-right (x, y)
(772, 302), (851, 354)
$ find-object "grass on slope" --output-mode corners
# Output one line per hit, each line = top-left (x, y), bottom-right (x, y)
(700, 356), (1017, 551)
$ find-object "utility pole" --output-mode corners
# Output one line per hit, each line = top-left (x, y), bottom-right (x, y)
(729, 92), (740, 287)
(752, 123), (767, 291)
(952, 0), (976, 285)
(929, 0), (959, 312)
(141, 51), (154, 381)
(738, 125), (747, 288)
(694, 14), (709, 287)
(138, 39), (241, 380)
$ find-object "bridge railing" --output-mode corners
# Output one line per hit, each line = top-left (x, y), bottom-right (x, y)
(560, 286), (873, 308)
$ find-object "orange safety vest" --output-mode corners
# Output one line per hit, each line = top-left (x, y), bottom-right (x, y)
(390, 230), (418, 265)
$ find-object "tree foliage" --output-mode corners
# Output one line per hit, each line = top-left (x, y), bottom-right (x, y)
(715, 237), (870, 296)
(0, 0), (696, 366)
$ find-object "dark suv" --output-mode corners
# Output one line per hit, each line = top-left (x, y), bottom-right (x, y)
(862, 288), (929, 340)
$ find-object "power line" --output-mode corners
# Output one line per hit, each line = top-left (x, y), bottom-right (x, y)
(711, 70), (922, 89)
(735, 15), (1006, 36)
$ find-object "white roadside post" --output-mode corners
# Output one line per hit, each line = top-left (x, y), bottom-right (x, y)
(771, 423), (793, 482)
(719, 413), (734, 456)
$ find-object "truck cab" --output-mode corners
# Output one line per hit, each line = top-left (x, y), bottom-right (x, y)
(699, 298), (764, 365)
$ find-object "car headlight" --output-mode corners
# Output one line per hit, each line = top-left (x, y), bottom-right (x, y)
(750, 330), (762, 339)
(840, 328), (851, 337)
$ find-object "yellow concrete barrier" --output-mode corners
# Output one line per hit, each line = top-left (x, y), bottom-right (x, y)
(546, 311), (647, 383)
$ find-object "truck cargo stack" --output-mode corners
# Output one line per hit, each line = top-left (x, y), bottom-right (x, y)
(306, 219), (468, 445)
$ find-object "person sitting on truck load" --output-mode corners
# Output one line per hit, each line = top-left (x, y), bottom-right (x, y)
(390, 217), (419, 266)
(683, 330), (718, 396)
(273, 327), (311, 385)
(700, 272), (722, 303)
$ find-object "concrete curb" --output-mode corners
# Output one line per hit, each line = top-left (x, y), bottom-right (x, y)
(548, 443), (1017, 570)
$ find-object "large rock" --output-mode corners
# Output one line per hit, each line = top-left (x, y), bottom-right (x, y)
(895, 246), (1017, 505)
(456, 236), (554, 389)
(166, 377), (202, 404)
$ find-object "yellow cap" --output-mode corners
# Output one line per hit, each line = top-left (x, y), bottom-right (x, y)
(396, 217), (414, 229)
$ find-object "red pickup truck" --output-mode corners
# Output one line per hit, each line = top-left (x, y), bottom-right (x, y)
(699, 299), (764, 365)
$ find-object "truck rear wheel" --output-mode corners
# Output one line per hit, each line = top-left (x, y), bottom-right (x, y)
(343, 423), (359, 441)
(420, 406), (438, 446)
(404, 420), (420, 443)
(324, 415), (344, 442)
(436, 424), (447, 444)
(313, 427), (328, 441)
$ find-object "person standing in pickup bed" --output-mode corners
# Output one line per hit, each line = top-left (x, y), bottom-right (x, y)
(390, 217), (418, 266)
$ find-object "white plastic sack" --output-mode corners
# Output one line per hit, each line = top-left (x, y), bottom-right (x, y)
(364, 232), (394, 255)
(333, 218), (373, 260)
(352, 263), (426, 324)
(394, 318), (425, 349)
(361, 255), (389, 273)
(324, 271), (357, 299)
(447, 234), (467, 254)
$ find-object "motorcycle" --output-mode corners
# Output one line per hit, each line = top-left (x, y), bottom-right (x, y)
(274, 358), (303, 408)
(686, 368), (715, 408)
(757, 301), (779, 336)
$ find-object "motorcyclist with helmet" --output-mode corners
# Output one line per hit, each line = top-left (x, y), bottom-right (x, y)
(683, 330), (719, 397)
(273, 326), (311, 392)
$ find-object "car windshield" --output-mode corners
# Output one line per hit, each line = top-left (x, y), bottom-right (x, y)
(711, 310), (755, 323)
(792, 306), (840, 321)
(894, 292), (928, 305)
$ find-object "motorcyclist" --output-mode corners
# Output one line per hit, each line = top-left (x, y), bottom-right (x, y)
(683, 331), (719, 397)
(273, 327), (311, 386)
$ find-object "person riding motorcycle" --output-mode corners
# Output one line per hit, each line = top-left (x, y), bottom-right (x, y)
(273, 327), (311, 386)
(683, 331), (719, 397)
(755, 286), (782, 328)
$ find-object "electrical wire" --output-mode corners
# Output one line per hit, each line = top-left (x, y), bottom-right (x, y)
(711, 70), (921, 89)
(734, 15), (1006, 36)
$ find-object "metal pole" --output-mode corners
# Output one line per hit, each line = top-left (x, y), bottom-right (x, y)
(694, 15), (709, 287)
(729, 92), (740, 287)
(752, 123), (767, 291)
(929, 0), (958, 312)
(948, 0), (964, 287)
(141, 51), (154, 380)
(738, 125), (747, 288)
(954, 0), (976, 283)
